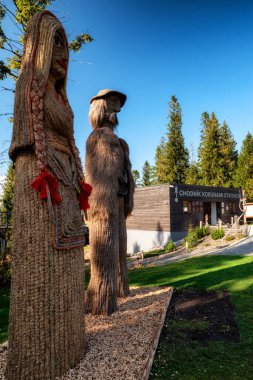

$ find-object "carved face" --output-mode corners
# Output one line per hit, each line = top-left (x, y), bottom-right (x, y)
(50, 29), (68, 81)
(105, 95), (121, 127)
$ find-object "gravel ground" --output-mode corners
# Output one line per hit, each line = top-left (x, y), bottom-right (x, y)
(0, 287), (173, 380)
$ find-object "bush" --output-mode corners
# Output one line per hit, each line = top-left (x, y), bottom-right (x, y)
(185, 229), (199, 249)
(185, 225), (210, 249)
(224, 235), (235, 241)
(165, 239), (176, 253)
(211, 228), (225, 240)
(194, 226), (210, 239)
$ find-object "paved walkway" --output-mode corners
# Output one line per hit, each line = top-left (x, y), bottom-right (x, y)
(129, 236), (253, 268)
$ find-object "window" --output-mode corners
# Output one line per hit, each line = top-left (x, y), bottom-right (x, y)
(192, 201), (203, 214)
(183, 201), (192, 214)
(183, 201), (189, 213)
(225, 202), (236, 213)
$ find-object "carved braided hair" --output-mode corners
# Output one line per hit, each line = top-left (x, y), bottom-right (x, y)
(10, 11), (84, 181)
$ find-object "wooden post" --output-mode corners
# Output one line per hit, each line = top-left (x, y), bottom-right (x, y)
(242, 189), (247, 225)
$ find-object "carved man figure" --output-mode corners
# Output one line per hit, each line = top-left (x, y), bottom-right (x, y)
(85, 89), (135, 315)
(6, 11), (90, 380)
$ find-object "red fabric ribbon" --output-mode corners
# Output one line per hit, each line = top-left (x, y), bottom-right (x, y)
(79, 181), (92, 210)
(31, 170), (62, 205)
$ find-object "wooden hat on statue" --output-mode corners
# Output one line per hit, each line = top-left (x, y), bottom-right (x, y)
(90, 89), (127, 107)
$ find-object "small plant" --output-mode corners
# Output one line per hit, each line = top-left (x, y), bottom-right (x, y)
(224, 235), (235, 241)
(185, 228), (198, 249)
(165, 239), (176, 253)
(194, 226), (210, 239)
(211, 228), (225, 240)
(184, 225), (210, 249)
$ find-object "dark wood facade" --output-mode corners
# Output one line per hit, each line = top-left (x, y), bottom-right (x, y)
(169, 184), (241, 233)
(127, 183), (241, 234)
(126, 185), (170, 231)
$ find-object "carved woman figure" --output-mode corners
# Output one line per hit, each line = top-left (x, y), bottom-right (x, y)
(85, 89), (135, 315)
(6, 11), (90, 380)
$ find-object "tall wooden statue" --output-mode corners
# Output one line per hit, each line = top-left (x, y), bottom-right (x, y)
(6, 11), (91, 380)
(85, 89), (135, 315)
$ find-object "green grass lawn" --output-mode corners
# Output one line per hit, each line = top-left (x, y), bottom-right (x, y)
(129, 255), (253, 380)
(1, 255), (253, 379)
(0, 288), (10, 344)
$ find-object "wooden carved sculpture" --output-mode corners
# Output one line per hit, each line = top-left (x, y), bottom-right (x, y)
(6, 11), (91, 380)
(85, 89), (135, 315)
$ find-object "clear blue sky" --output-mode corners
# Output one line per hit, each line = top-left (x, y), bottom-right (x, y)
(1, 0), (253, 178)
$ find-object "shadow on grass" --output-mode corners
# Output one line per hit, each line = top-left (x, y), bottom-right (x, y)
(129, 255), (253, 294)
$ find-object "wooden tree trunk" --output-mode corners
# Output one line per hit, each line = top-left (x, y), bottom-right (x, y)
(85, 215), (119, 315)
(118, 198), (130, 297)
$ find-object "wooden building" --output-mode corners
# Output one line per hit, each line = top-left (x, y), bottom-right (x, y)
(126, 183), (241, 254)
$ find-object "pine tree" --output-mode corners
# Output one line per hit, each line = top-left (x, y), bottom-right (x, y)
(164, 96), (189, 183)
(132, 169), (140, 187)
(155, 136), (168, 183)
(234, 132), (253, 200)
(185, 143), (200, 185)
(198, 112), (221, 186)
(219, 121), (237, 187)
(185, 163), (199, 184)
(142, 161), (153, 186)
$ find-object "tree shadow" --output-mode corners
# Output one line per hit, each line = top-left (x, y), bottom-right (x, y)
(132, 241), (140, 253)
(129, 255), (253, 295)
(152, 222), (168, 248)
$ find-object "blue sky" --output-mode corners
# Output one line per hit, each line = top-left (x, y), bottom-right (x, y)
(1, 0), (253, 178)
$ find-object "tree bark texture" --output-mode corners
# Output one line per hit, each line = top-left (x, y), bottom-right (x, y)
(6, 153), (85, 380)
(85, 127), (134, 314)
(118, 197), (130, 297)
(6, 11), (86, 379)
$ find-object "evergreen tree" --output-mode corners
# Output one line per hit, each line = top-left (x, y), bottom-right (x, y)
(142, 161), (152, 186)
(155, 136), (168, 183)
(154, 96), (189, 184)
(186, 163), (200, 185)
(198, 112), (221, 186)
(132, 169), (140, 187)
(219, 121), (237, 187)
(1, 162), (14, 213)
(234, 132), (253, 200)
(185, 143), (200, 185)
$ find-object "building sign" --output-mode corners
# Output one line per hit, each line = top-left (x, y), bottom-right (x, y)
(174, 185), (240, 202)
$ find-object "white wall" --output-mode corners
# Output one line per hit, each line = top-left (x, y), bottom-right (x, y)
(127, 229), (171, 254)
(246, 204), (253, 218)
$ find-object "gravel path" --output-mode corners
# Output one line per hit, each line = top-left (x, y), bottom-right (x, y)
(0, 287), (173, 380)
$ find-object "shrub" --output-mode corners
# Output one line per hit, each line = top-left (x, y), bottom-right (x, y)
(224, 235), (235, 241)
(185, 229), (199, 249)
(165, 239), (176, 253)
(185, 225), (210, 249)
(194, 226), (210, 239)
(211, 228), (225, 240)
